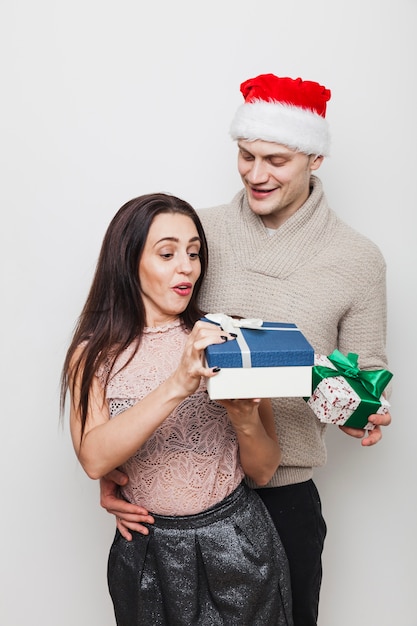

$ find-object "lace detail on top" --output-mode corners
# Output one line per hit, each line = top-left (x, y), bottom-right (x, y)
(98, 321), (244, 515)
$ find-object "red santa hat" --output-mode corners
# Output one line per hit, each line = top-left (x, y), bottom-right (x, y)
(230, 73), (331, 156)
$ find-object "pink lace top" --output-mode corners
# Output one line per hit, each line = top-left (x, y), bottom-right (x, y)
(97, 320), (243, 515)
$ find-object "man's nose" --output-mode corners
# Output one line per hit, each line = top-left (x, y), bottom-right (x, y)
(246, 159), (269, 184)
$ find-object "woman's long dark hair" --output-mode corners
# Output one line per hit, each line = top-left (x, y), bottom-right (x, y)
(60, 193), (208, 437)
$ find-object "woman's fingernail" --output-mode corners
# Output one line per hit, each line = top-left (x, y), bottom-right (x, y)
(230, 332), (238, 337)
(213, 367), (221, 372)
(220, 335), (228, 341)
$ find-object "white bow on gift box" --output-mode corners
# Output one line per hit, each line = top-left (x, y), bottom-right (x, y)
(204, 313), (301, 368)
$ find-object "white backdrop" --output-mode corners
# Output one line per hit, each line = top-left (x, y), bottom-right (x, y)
(1, 1), (416, 625)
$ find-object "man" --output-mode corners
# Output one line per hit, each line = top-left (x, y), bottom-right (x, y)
(100, 73), (391, 626)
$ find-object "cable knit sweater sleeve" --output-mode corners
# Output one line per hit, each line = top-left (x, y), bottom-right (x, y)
(197, 176), (389, 488)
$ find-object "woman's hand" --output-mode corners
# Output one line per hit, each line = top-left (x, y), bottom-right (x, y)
(220, 397), (263, 432)
(219, 398), (281, 486)
(170, 320), (236, 396)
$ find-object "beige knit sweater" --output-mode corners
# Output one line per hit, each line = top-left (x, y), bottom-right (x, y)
(197, 175), (388, 488)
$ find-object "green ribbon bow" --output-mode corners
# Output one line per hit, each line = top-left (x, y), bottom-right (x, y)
(310, 350), (393, 428)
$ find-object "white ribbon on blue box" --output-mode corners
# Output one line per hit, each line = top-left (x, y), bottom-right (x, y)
(204, 313), (314, 368)
(203, 313), (314, 400)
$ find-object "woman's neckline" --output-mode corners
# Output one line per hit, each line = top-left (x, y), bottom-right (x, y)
(143, 318), (182, 334)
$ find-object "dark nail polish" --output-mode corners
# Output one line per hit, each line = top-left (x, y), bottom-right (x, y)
(213, 367), (221, 372)
(220, 335), (228, 341)
(230, 332), (238, 337)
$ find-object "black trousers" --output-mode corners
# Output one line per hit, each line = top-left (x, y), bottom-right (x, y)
(255, 479), (327, 626)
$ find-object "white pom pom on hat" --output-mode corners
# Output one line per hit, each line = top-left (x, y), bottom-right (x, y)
(230, 73), (331, 156)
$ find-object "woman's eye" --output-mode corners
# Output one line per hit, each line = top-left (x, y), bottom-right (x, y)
(189, 252), (200, 259)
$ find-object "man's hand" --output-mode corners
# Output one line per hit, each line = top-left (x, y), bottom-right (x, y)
(339, 411), (392, 447)
(100, 469), (154, 541)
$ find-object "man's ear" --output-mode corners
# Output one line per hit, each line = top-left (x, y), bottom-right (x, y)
(310, 155), (324, 171)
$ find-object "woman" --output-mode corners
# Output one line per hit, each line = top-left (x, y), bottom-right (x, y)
(61, 193), (292, 625)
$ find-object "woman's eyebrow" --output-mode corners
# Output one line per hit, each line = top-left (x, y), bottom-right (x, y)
(154, 236), (201, 245)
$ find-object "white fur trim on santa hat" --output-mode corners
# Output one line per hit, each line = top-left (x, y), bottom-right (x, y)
(230, 100), (331, 156)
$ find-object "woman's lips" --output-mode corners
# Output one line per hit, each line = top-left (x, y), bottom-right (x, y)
(172, 283), (193, 296)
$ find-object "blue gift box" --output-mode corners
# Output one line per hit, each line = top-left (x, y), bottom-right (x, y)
(203, 315), (314, 400)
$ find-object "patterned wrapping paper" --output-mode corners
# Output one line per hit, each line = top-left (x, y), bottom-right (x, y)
(307, 352), (392, 430)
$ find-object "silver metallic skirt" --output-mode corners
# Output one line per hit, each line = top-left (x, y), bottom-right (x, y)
(108, 481), (293, 625)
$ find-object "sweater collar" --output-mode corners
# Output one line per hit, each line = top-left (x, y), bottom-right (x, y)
(233, 175), (336, 278)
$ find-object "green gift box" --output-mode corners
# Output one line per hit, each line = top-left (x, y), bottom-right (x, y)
(306, 350), (393, 429)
